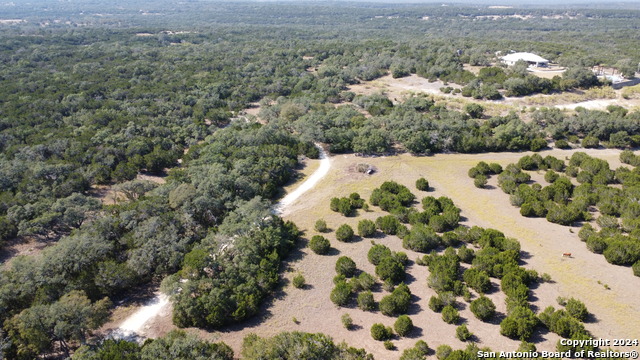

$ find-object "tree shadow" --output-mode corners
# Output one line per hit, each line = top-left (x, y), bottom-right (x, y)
(487, 311), (507, 326)
(407, 294), (423, 315)
(326, 247), (341, 256)
(407, 325), (424, 339)
(585, 312), (599, 324)
(403, 271), (418, 286)
(529, 326), (553, 344)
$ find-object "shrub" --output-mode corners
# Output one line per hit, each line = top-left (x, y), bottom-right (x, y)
(330, 197), (355, 216)
(341, 313), (353, 329)
(555, 139), (570, 149)
(335, 256), (357, 277)
(380, 283), (411, 316)
(458, 246), (475, 263)
(309, 235), (330, 255)
(353, 272), (376, 291)
(634, 260), (640, 277)
(336, 224), (354, 242)
(545, 170), (559, 183)
(402, 340), (432, 359)
(565, 298), (589, 321)
(330, 281), (352, 306)
(441, 305), (460, 324)
(474, 175), (488, 188)
(436, 345), (453, 360)
(394, 315), (413, 337)
(416, 178), (430, 191)
(384, 341), (395, 350)
(314, 219), (328, 232)
(499, 306), (538, 340)
(456, 325), (473, 341)
(429, 215), (447, 232)
(292, 273), (305, 289)
(371, 323), (393, 341)
(489, 163), (503, 174)
(582, 136), (600, 149)
(376, 215), (400, 235)
(403, 223), (441, 252)
(465, 103), (484, 118)
(429, 295), (444, 312)
(357, 291), (376, 311)
(368, 243), (392, 265)
(463, 268), (491, 293)
(375, 257), (405, 284)
(358, 219), (377, 237)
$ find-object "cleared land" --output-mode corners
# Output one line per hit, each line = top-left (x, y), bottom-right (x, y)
(136, 148), (640, 358)
(348, 74), (640, 114)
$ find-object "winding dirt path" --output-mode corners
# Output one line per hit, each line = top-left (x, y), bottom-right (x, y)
(111, 145), (331, 340)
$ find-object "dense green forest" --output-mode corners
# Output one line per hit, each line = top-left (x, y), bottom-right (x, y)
(1, 0), (639, 358)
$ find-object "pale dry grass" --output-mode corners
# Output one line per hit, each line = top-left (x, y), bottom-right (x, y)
(139, 148), (639, 358)
(347, 75), (640, 114)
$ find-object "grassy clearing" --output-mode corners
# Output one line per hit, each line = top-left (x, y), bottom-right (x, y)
(135, 149), (640, 358)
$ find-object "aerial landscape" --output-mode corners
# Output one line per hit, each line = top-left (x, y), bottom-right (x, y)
(1, 0), (640, 359)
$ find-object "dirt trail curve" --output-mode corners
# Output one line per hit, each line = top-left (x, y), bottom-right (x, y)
(111, 145), (331, 340)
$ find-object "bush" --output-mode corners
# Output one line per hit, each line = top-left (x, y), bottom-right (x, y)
(376, 215), (400, 235)
(474, 175), (488, 188)
(376, 257), (405, 284)
(582, 136), (600, 149)
(416, 178), (430, 191)
(489, 163), (503, 174)
(456, 325), (473, 341)
(394, 315), (413, 337)
(401, 340), (431, 360)
(458, 246), (475, 264)
(330, 281), (352, 306)
(634, 260), (640, 277)
(555, 139), (570, 149)
(371, 323), (393, 341)
(470, 296), (496, 321)
(352, 272), (376, 291)
(403, 223), (441, 252)
(499, 306), (538, 340)
(545, 170), (559, 183)
(463, 268), (491, 294)
(380, 283), (411, 316)
(358, 219), (377, 237)
(429, 295), (444, 312)
(336, 224), (354, 242)
(357, 291), (376, 311)
(384, 341), (395, 350)
(341, 313), (353, 329)
(314, 219), (328, 232)
(565, 298), (589, 321)
(441, 305), (460, 324)
(436, 345), (453, 360)
(368, 243), (392, 265)
(292, 273), (305, 289)
(309, 235), (330, 255)
(465, 103), (484, 118)
(335, 256), (357, 277)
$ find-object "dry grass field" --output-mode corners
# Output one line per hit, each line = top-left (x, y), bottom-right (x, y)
(347, 74), (640, 114)
(138, 148), (640, 358)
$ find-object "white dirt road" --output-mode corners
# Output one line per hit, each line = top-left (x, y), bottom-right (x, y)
(112, 145), (331, 340)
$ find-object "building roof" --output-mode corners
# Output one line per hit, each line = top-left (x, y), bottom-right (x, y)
(502, 52), (549, 63)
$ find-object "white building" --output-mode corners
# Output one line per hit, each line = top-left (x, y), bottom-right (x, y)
(501, 52), (549, 67)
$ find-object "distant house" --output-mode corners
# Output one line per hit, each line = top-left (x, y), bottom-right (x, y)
(501, 52), (549, 67)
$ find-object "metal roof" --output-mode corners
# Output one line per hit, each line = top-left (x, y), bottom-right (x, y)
(502, 52), (549, 63)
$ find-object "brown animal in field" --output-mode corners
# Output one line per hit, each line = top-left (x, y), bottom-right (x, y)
(562, 253), (572, 258)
